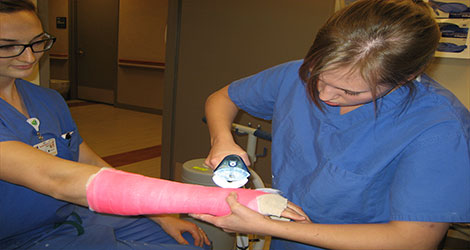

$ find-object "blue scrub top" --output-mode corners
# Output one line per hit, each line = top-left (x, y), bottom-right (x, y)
(0, 80), (208, 250)
(0, 79), (83, 242)
(229, 60), (470, 250)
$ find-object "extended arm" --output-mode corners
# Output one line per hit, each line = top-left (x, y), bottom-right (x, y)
(0, 141), (299, 220)
(0, 141), (99, 206)
(205, 85), (250, 167)
(193, 193), (449, 250)
(79, 141), (112, 168)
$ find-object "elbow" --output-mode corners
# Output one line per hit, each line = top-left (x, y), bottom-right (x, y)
(48, 179), (69, 202)
(396, 222), (450, 250)
(47, 177), (84, 205)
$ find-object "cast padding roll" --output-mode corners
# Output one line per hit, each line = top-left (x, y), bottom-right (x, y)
(86, 168), (287, 216)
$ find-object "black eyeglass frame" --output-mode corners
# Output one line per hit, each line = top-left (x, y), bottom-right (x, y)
(0, 33), (56, 58)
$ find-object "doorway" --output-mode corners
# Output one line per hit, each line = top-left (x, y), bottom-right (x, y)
(49, 0), (165, 111)
(48, 0), (118, 103)
(72, 0), (118, 104)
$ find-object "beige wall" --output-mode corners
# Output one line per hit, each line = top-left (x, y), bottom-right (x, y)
(116, 0), (168, 112)
(48, 0), (69, 81)
(427, 58), (470, 110)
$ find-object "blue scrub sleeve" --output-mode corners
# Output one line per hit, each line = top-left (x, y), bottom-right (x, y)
(228, 60), (303, 120)
(390, 121), (470, 222)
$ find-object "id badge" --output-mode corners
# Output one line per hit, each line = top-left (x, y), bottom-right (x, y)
(34, 138), (58, 156)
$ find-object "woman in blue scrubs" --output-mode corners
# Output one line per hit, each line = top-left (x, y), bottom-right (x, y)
(0, 1), (211, 249)
(198, 0), (470, 249)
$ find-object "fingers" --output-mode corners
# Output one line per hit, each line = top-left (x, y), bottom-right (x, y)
(184, 225), (211, 247)
(281, 208), (306, 221)
(199, 226), (212, 246)
(186, 225), (201, 246)
(287, 202), (304, 214)
(189, 213), (217, 225)
(204, 142), (251, 169)
(239, 153), (251, 167)
(204, 157), (217, 169)
(225, 191), (239, 206)
(181, 218), (211, 247)
(287, 202), (312, 222)
(174, 233), (190, 246)
(207, 153), (251, 168)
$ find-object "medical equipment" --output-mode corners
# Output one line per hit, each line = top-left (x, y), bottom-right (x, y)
(191, 118), (272, 250)
(217, 120), (272, 250)
(212, 154), (251, 188)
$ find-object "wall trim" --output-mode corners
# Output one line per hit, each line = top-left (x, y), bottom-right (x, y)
(77, 86), (114, 104)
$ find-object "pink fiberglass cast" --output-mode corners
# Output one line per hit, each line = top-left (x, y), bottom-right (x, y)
(86, 168), (270, 216)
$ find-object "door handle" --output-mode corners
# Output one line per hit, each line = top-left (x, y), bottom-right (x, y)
(77, 49), (85, 56)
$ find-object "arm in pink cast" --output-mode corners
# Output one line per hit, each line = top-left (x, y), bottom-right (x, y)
(86, 168), (285, 216)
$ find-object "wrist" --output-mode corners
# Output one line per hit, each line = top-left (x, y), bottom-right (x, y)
(210, 133), (235, 146)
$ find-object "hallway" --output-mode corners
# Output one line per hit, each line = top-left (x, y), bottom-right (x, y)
(68, 100), (162, 178)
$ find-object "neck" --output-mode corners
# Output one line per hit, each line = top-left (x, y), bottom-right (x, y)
(0, 78), (29, 117)
(340, 105), (361, 115)
(0, 77), (17, 100)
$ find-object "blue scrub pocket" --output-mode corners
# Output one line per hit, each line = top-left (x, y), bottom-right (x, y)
(56, 129), (80, 161)
(298, 159), (390, 224)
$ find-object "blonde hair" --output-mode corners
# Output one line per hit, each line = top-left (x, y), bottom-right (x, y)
(299, 0), (440, 110)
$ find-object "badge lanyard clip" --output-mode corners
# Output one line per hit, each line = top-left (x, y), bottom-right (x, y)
(27, 118), (44, 141)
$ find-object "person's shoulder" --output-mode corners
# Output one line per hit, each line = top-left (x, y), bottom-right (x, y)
(414, 74), (470, 130)
(417, 75), (468, 112)
(17, 79), (64, 100)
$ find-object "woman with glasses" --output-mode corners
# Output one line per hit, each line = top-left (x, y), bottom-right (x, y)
(198, 0), (470, 249)
(0, 1), (213, 249)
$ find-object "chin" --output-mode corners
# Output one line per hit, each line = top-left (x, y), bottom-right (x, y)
(10, 70), (36, 79)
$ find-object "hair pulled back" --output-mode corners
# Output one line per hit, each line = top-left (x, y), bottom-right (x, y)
(299, 0), (440, 109)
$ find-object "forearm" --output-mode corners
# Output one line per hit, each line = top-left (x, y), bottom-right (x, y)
(264, 220), (448, 250)
(0, 141), (100, 206)
(205, 85), (239, 146)
(79, 141), (112, 168)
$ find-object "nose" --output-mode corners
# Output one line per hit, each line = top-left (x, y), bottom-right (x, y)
(318, 84), (338, 101)
(17, 47), (37, 63)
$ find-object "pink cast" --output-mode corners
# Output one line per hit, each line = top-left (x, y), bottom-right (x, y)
(86, 168), (268, 216)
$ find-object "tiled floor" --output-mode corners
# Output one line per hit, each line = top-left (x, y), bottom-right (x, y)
(68, 100), (162, 178)
(68, 100), (469, 250)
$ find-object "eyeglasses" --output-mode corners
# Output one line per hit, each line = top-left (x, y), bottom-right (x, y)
(0, 33), (56, 58)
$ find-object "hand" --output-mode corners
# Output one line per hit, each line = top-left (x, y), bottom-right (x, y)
(283, 202), (312, 223)
(190, 192), (269, 234)
(190, 192), (310, 235)
(148, 214), (211, 247)
(205, 140), (251, 169)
